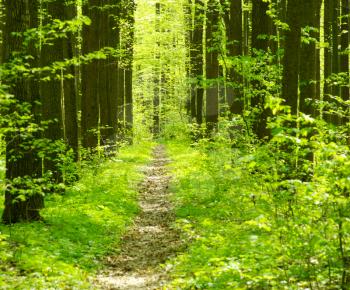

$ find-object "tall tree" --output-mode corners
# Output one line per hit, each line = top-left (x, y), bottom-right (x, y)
(2, 0), (44, 223)
(220, 0), (243, 115)
(299, 0), (322, 115)
(81, 0), (121, 149)
(251, 0), (270, 52)
(40, 0), (78, 182)
(190, 0), (205, 125)
(340, 0), (349, 102)
(251, 0), (272, 138)
(153, 2), (161, 136)
(124, 1), (135, 138)
(205, 0), (220, 132)
(324, 0), (333, 99)
(63, 2), (79, 159)
(81, 0), (100, 148)
(332, 0), (340, 99)
(282, 0), (303, 115)
(99, 0), (120, 148)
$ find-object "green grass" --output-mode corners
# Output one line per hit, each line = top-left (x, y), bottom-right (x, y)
(0, 142), (154, 289)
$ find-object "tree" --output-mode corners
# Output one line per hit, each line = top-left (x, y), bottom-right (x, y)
(99, 0), (121, 148)
(251, 0), (272, 138)
(205, 0), (220, 132)
(40, 0), (78, 182)
(282, 0), (303, 115)
(220, 0), (243, 115)
(324, 0), (333, 99)
(153, 2), (161, 136)
(251, 0), (270, 52)
(190, 0), (205, 125)
(299, 0), (321, 115)
(2, 0), (44, 223)
(81, 0), (122, 150)
(124, 1), (135, 139)
(340, 0), (349, 102)
(81, 0), (101, 148)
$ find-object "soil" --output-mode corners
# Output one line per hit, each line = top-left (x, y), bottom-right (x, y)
(96, 145), (181, 289)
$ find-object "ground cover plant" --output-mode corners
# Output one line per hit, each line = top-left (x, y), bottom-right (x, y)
(164, 123), (350, 289)
(0, 142), (153, 289)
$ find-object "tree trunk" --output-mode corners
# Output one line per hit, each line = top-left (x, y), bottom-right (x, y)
(123, 1), (135, 142)
(63, 3), (79, 160)
(153, 2), (161, 137)
(341, 0), (349, 102)
(40, 1), (78, 182)
(251, 0), (270, 52)
(192, 0), (205, 125)
(221, 0), (243, 115)
(282, 0), (302, 115)
(99, 1), (120, 149)
(2, 0), (44, 223)
(205, 0), (220, 133)
(81, 0), (100, 149)
(324, 0), (333, 98)
(251, 0), (271, 138)
(332, 0), (340, 99)
(299, 0), (321, 115)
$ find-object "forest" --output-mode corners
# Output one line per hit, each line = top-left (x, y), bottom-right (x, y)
(0, 0), (349, 289)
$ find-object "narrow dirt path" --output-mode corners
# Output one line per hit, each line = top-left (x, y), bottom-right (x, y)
(97, 145), (181, 289)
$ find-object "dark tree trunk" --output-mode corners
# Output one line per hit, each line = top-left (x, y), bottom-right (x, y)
(81, 0), (100, 149)
(205, 0), (220, 132)
(251, 0), (271, 138)
(299, 0), (321, 115)
(341, 0), (349, 102)
(40, 1), (78, 181)
(251, 0), (270, 52)
(332, 0), (340, 98)
(192, 0), (204, 125)
(220, 0), (243, 115)
(324, 0), (333, 98)
(316, 4), (321, 105)
(63, 2), (79, 160)
(2, 0), (44, 223)
(282, 0), (303, 115)
(100, 1), (120, 148)
(243, 6), (249, 56)
(123, 1), (135, 142)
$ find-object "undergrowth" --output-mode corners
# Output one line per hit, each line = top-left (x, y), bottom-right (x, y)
(0, 142), (153, 289)
(164, 126), (350, 289)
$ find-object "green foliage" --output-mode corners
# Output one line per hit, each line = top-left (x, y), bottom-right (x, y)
(0, 142), (153, 289)
(164, 119), (350, 289)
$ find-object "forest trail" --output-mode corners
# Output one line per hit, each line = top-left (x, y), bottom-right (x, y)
(96, 145), (181, 289)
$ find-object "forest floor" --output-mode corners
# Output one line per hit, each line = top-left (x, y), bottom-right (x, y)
(96, 145), (182, 290)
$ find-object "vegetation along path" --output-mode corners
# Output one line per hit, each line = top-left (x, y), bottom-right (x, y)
(97, 145), (181, 289)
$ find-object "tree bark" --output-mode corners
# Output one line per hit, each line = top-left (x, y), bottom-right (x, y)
(341, 0), (349, 102)
(205, 0), (220, 132)
(81, 0), (100, 149)
(251, 0), (272, 138)
(251, 0), (270, 52)
(299, 0), (321, 115)
(220, 0), (243, 115)
(324, 0), (333, 98)
(40, 1), (78, 182)
(282, 0), (302, 115)
(192, 0), (205, 125)
(2, 0), (44, 223)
